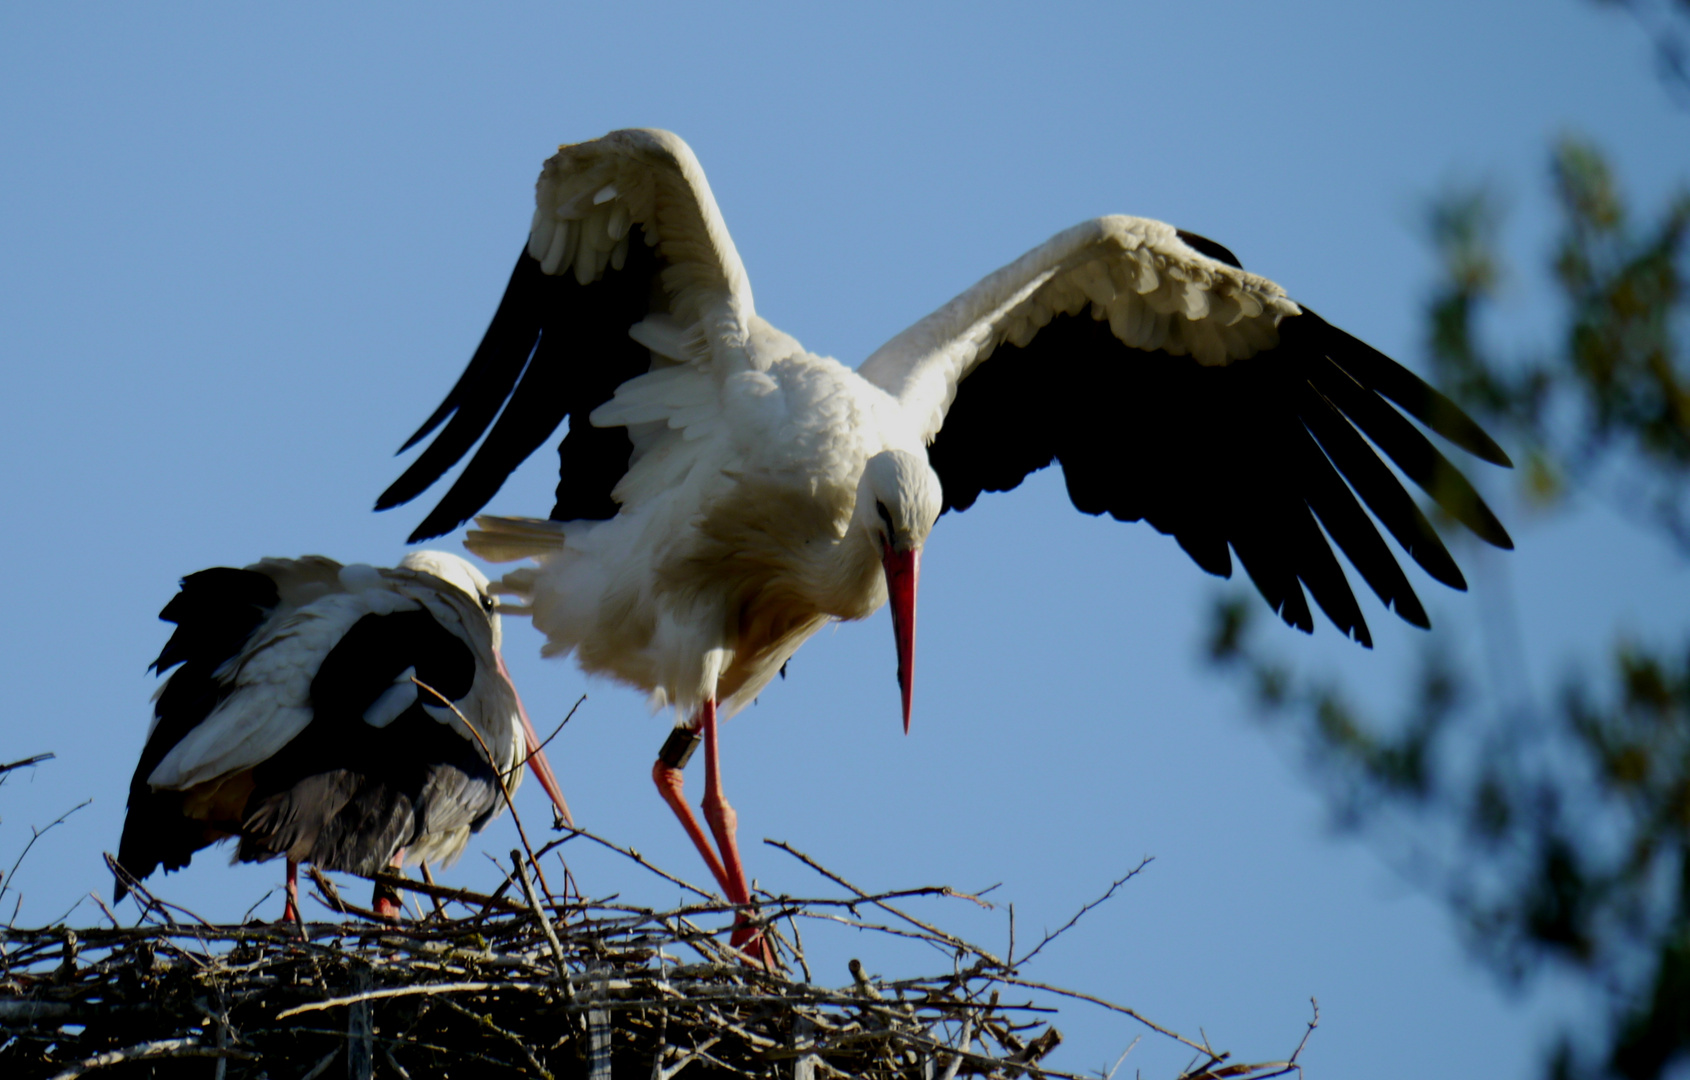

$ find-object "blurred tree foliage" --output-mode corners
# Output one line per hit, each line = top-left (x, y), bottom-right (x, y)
(1208, 141), (1689, 1076)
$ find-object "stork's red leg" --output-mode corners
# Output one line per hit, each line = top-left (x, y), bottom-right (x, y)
(695, 699), (750, 907)
(373, 850), (405, 921)
(652, 720), (733, 896)
(651, 701), (774, 968)
(281, 860), (301, 924)
(696, 700), (776, 968)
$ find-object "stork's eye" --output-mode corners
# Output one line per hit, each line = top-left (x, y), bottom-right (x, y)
(875, 501), (894, 533)
(481, 594), (497, 613)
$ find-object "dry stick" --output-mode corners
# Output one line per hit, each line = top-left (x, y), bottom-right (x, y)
(306, 868), (388, 923)
(994, 975), (1213, 1058)
(271, 1024), (510, 1072)
(358, 859), (529, 916)
(523, 693), (586, 769)
(239, 888), (277, 925)
(0, 752), (53, 779)
(418, 863), (449, 918)
(276, 981), (535, 1020)
(541, 827), (718, 902)
(1102, 1037), (1141, 1080)
(88, 892), (120, 930)
(767, 841), (1003, 966)
(1287, 999), (1319, 1066)
(1007, 903), (1016, 967)
(2, 799), (91, 923)
(436, 995), (557, 1080)
(656, 1035), (723, 1080)
(45, 1037), (256, 1080)
(785, 907), (814, 985)
(297, 1049), (338, 1080)
(936, 1015), (974, 1080)
(308, 867), (351, 915)
(412, 677), (553, 896)
(101, 854), (177, 928)
(383, 1047), (414, 1080)
(514, 847), (569, 979)
(1012, 858), (1152, 970)
(42, 893), (90, 929)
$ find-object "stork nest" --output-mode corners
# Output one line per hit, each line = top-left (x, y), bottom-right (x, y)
(0, 765), (1315, 1079)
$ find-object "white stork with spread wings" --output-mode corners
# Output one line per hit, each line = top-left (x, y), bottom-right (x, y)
(377, 129), (1512, 960)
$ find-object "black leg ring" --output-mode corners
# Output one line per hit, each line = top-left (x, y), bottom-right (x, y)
(659, 726), (701, 770)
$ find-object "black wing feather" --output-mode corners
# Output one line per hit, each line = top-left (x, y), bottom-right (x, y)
(117, 568), (281, 898)
(1302, 310), (1512, 467)
(241, 608), (496, 873)
(927, 302), (1510, 645)
(1293, 415), (1430, 628)
(1296, 379), (1467, 590)
(378, 227), (661, 541)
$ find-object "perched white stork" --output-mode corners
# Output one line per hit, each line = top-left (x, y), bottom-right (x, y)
(117, 551), (572, 922)
(377, 129), (1513, 957)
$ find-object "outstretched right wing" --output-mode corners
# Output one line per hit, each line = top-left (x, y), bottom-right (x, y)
(377, 129), (757, 541)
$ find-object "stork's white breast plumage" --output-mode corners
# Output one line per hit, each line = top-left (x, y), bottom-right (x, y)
(376, 129), (1513, 945)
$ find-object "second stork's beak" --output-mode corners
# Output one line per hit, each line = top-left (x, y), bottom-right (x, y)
(882, 543), (920, 734)
(497, 651), (575, 829)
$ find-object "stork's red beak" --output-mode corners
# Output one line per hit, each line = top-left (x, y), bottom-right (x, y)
(882, 543), (920, 734)
(497, 651), (575, 828)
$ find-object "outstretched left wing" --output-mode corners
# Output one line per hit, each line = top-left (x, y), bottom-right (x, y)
(858, 216), (1512, 646)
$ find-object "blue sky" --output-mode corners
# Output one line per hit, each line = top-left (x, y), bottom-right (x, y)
(3, 3), (1687, 1076)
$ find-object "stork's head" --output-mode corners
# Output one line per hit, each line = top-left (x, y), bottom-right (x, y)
(857, 450), (942, 734)
(401, 550), (501, 643)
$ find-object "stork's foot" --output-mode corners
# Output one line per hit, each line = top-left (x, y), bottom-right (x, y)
(372, 851), (406, 922)
(280, 860), (304, 933)
(729, 920), (779, 970)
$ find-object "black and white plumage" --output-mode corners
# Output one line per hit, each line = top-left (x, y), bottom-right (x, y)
(375, 129), (1513, 938)
(117, 551), (571, 917)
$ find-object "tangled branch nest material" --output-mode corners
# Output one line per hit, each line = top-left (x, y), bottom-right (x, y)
(0, 756), (1316, 1079)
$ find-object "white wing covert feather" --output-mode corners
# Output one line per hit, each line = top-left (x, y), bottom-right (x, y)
(147, 588), (417, 790)
(857, 216), (1301, 441)
(527, 128), (758, 365)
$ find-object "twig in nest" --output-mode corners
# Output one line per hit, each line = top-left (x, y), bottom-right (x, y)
(0, 752), (53, 780)
(540, 827), (716, 902)
(309, 867), (351, 915)
(996, 974), (1213, 1058)
(1282, 998), (1319, 1072)
(278, 981), (543, 1020)
(1012, 857), (1152, 969)
(45, 1036), (256, 1079)
(2, 798), (91, 924)
(239, 888), (277, 925)
(1103, 1036), (1141, 1080)
(436, 995), (557, 1079)
(767, 840), (1002, 966)
(308, 868), (390, 923)
(514, 847), (569, 978)
(89, 892), (120, 930)
(3, 836), (1302, 1080)
(412, 677), (552, 897)
(102, 853), (176, 928)
(523, 694), (585, 772)
(418, 863), (449, 918)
